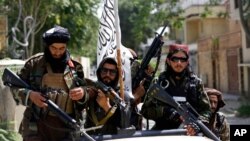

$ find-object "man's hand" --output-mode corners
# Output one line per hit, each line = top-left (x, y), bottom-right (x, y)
(69, 87), (85, 100)
(29, 91), (47, 108)
(96, 89), (111, 113)
(133, 79), (146, 104)
(185, 122), (200, 136)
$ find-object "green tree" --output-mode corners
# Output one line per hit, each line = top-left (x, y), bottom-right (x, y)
(118, 0), (223, 55)
(41, 0), (100, 63)
(2, 0), (100, 63)
(118, 0), (184, 53)
(1, 0), (223, 63)
(3, 0), (55, 58)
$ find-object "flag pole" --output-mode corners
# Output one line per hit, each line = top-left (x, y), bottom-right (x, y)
(114, 0), (124, 100)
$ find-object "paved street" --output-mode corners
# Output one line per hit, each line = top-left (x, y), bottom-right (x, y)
(220, 93), (250, 125)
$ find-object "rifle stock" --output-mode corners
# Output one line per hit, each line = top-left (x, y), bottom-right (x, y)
(132, 26), (166, 91)
(147, 84), (220, 141)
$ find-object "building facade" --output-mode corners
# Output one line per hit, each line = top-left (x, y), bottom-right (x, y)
(173, 0), (242, 94)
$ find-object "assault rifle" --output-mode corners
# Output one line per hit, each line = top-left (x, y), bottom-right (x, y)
(94, 81), (126, 109)
(132, 26), (166, 91)
(146, 84), (220, 141)
(2, 68), (96, 141)
(84, 78), (126, 109)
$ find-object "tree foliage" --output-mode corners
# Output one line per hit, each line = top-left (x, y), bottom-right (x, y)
(1, 0), (100, 63)
(41, 0), (100, 63)
(0, 0), (223, 64)
(118, 0), (184, 52)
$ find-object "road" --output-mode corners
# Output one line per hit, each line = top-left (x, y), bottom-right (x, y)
(220, 93), (250, 125)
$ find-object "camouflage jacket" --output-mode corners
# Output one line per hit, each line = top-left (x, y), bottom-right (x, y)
(141, 71), (211, 130)
(210, 112), (230, 141)
(12, 53), (88, 121)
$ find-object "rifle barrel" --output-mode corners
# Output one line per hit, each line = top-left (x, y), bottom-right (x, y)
(196, 120), (220, 141)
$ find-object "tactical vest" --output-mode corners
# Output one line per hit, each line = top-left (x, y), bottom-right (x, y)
(42, 64), (73, 115)
(158, 73), (199, 104)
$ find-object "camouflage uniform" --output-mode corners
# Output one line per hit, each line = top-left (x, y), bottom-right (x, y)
(13, 53), (87, 141)
(206, 88), (230, 141)
(141, 43), (211, 130)
(210, 112), (230, 141)
(130, 59), (154, 130)
(141, 70), (211, 130)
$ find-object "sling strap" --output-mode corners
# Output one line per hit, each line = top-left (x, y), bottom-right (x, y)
(90, 102), (118, 126)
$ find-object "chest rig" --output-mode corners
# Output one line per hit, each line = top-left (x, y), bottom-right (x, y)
(42, 63), (73, 115)
(159, 72), (199, 105)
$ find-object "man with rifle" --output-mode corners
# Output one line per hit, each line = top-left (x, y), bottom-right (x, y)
(141, 43), (212, 135)
(130, 51), (155, 130)
(84, 57), (133, 135)
(8, 25), (88, 141)
(130, 26), (166, 130)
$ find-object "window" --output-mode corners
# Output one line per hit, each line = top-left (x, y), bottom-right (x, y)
(234, 0), (239, 9)
(246, 35), (250, 48)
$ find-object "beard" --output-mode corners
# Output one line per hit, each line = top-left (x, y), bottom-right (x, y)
(167, 64), (187, 78)
(101, 76), (117, 88)
(44, 47), (69, 72)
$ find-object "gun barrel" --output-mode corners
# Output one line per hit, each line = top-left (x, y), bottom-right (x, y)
(46, 100), (78, 129)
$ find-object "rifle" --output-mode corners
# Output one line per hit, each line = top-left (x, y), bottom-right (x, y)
(85, 78), (126, 109)
(96, 81), (126, 109)
(132, 26), (166, 91)
(2, 68), (96, 141)
(146, 83), (220, 141)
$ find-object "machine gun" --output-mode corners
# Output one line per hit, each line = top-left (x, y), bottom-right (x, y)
(2, 68), (96, 141)
(132, 26), (167, 91)
(146, 84), (220, 141)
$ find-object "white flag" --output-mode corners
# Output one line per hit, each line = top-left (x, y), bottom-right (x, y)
(97, 0), (133, 99)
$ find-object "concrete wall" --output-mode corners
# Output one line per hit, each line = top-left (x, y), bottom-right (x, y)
(201, 19), (228, 37)
(198, 30), (241, 94)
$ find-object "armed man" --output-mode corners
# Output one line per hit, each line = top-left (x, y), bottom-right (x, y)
(130, 27), (165, 130)
(141, 43), (212, 135)
(130, 51), (155, 130)
(84, 57), (139, 135)
(84, 57), (125, 135)
(11, 25), (88, 141)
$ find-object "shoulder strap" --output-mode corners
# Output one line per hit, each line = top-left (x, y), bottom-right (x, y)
(90, 102), (117, 126)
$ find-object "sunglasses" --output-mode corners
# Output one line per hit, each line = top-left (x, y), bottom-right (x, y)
(100, 68), (117, 76)
(170, 56), (188, 63)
